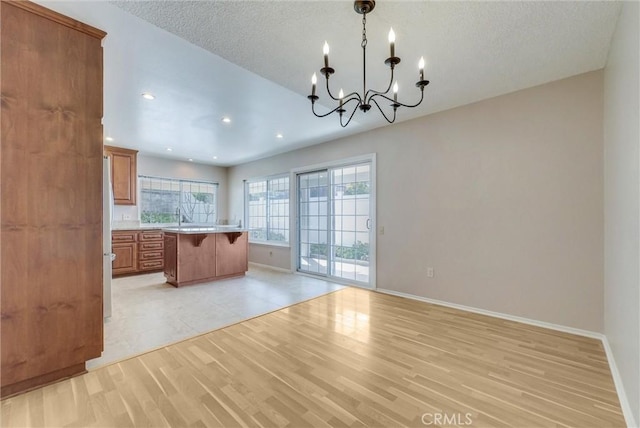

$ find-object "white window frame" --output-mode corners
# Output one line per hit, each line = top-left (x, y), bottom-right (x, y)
(139, 175), (219, 226)
(244, 174), (290, 246)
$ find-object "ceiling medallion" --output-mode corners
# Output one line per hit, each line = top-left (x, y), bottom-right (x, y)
(308, 0), (430, 127)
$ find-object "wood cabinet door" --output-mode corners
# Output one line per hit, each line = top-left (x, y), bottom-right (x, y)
(112, 243), (137, 274)
(0, 1), (106, 395)
(105, 146), (137, 205)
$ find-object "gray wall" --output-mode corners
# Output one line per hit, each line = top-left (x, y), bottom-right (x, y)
(229, 70), (604, 333)
(604, 2), (640, 425)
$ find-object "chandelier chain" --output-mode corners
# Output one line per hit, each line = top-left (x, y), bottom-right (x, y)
(361, 14), (367, 48)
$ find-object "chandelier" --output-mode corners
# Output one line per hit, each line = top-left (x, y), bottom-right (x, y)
(308, 0), (429, 127)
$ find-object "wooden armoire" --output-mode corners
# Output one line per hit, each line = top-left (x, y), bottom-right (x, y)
(1, 1), (106, 397)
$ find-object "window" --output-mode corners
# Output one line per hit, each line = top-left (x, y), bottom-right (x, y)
(139, 176), (218, 225)
(246, 175), (289, 243)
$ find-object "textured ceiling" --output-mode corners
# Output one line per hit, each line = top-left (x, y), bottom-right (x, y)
(112, 1), (620, 115)
(37, 1), (621, 165)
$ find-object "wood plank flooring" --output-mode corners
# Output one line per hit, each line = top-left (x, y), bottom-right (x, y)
(0, 287), (626, 427)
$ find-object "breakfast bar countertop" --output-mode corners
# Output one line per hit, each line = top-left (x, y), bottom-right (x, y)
(162, 226), (248, 234)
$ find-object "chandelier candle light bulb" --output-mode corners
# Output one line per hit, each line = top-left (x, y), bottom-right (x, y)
(307, 0), (430, 127)
(388, 28), (395, 57)
(311, 73), (317, 96)
(323, 41), (330, 68)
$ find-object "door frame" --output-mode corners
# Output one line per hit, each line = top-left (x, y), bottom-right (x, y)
(290, 153), (377, 289)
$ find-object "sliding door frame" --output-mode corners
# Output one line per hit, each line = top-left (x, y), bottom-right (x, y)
(290, 153), (377, 289)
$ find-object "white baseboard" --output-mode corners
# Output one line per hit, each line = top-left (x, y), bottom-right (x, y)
(602, 336), (638, 428)
(248, 262), (292, 274)
(376, 288), (636, 428)
(376, 288), (602, 339)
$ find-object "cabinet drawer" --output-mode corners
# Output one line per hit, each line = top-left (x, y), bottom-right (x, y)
(112, 231), (137, 243)
(139, 230), (163, 241)
(139, 241), (164, 251)
(139, 259), (164, 271)
(139, 250), (163, 261)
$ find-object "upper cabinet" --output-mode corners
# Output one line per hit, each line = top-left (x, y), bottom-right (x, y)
(104, 145), (138, 205)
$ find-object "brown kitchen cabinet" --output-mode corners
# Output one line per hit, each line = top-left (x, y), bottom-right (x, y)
(163, 230), (248, 287)
(137, 230), (164, 272)
(1, 1), (106, 397)
(112, 230), (138, 275)
(104, 145), (138, 205)
(111, 229), (164, 276)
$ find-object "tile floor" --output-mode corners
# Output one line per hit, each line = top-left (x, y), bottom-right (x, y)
(87, 265), (345, 369)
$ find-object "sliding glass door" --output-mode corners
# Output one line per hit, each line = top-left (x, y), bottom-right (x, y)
(297, 161), (373, 287)
(298, 171), (329, 275)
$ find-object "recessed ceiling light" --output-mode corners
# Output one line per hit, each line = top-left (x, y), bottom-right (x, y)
(142, 92), (155, 100)
(166, 148), (172, 152)
(221, 117), (231, 123)
(188, 158), (193, 162)
(105, 136), (114, 142)
(213, 156), (218, 160)
(276, 133), (284, 139)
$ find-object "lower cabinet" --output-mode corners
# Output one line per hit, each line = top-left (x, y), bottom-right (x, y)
(112, 229), (164, 276)
(138, 230), (164, 272)
(112, 242), (137, 275)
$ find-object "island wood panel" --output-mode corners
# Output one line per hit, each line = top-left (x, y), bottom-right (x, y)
(215, 232), (249, 277)
(175, 233), (217, 286)
(0, 0), (105, 397)
(163, 234), (178, 283)
(164, 232), (248, 287)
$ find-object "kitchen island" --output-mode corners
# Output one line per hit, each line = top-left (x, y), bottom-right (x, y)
(163, 227), (248, 287)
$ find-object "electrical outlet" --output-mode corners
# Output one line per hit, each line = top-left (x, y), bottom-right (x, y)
(426, 267), (434, 278)
(269, 251), (273, 257)
(379, 226), (385, 235)
(124, 214), (131, 220)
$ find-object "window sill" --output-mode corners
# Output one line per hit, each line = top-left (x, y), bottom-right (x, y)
(249, 240), (290, 248)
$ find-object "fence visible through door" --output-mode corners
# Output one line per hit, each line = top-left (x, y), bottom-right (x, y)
(297, 162), (372, 286)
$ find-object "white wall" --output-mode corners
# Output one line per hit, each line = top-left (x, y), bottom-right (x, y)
(604, 2), (640, 426)
(229, 71), (605, 332)
(113, 154), (228, 223)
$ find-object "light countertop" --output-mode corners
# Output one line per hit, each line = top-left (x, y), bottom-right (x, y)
(162, 227), (247, 234)
(112, 226), (163, 231)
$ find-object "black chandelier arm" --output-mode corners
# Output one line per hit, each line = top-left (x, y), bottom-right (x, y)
(310, 95), (361, 118)
(369, 86), (425, 109)
(369, 97), (397, 124)
(339, 99), (360, 128)
(323, 75), (340, 101)
(310, 100), (348, 118)
(364, 64), (395, 101)
(323, 74), (362, 104)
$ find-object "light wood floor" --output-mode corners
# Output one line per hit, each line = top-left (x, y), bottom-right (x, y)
(1, 287), (625, 427)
